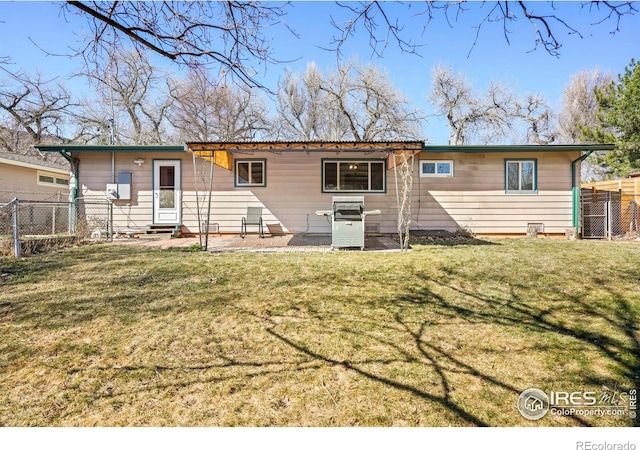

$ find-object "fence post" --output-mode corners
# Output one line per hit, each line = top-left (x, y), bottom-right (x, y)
(52, 203), (57, 235)
(70, 198), (77, 234)
(607, 191), (612, 240)
(11, 198), (20, 258)
(109, 201), (114, 242)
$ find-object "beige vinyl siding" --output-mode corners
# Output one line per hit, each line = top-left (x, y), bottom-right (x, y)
(414, 151), (578, 234)
(77, 153), (152, 230)
(75, 151), (400, 234)
(209, 152), (394, 233)
(0, 163), (69, 203)
(74, 149), (579, 235)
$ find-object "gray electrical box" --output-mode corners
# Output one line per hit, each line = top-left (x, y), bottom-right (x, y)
(106, 171), (132, 200)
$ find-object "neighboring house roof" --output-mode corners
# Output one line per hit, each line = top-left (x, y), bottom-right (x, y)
(0, 150), (69, 174)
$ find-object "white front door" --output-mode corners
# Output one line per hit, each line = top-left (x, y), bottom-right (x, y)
(153, 160), (181, 224)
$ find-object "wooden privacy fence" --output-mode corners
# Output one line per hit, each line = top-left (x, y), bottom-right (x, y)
(581, 178), (639, 239)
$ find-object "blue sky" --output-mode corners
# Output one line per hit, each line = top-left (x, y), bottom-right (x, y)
(1, 1), (639, 143)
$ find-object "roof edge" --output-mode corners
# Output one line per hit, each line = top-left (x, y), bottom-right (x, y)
(187, 141), (424, 152)
(0, 155), (69, 173)
(34, 145), (186, 153)
(422, 144), (616, 153)
(34, 142), (616, 154)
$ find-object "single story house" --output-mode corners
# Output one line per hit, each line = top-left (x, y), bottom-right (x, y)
(0, 150), (70, 204)
(35, 141), (614, 237)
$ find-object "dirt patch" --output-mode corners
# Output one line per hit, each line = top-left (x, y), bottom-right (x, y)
(409, 229), (492, 246)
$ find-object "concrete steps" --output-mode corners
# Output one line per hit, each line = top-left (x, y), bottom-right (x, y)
(142, 224), (182, 239)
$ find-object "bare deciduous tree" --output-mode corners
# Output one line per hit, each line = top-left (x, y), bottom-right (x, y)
(0, 68), (80, 151)
(429, 64), (513, 145)
(63, 1), (289, 90)
(77, 47), (176, 145)
(513, 92), (556, 145)
(59, 2), (637, 95)
(323, 60), (423, 140)
(276, 63), (333, 140)
(330, 2), (638, 58)
(430, 64), (559, 145)
(558, 68), (614, 144)
(276, 61), (423, 141)
(169, 67), (270, 142)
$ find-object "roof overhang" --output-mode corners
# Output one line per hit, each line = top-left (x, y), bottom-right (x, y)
(34, 145), (186, 153)
(186, 140), (424, 153)
(186, 141), (425, 171)
(422, 144), (616, 153)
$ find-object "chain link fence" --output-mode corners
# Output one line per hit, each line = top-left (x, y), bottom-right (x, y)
(1, 198), (113, 257)
(581, 189), (638, 239)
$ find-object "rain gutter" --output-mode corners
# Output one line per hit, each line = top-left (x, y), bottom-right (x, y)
(571, 151), (594, 231)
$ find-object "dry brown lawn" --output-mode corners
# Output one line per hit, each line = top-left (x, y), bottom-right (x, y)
(0, 238), (638, 426)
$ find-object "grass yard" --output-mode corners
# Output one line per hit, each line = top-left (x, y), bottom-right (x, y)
(0, 238), (638, 427)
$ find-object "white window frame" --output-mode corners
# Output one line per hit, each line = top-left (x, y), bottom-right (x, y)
(419, 160), (454, 178)
(37, 171), (69, 187)
(322, 160), (386, 193)
(234, 159), (266, 187)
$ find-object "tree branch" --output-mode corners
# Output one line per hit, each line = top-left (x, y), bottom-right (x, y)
(67, 1), (177, 60)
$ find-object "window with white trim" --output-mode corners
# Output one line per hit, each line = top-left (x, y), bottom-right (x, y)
(505, 159), (537, 193)
(420, 160), (454, 177)
(235, 159), (266, 187)
(322, 160), (386, 193)
(37, 171), (69, 187)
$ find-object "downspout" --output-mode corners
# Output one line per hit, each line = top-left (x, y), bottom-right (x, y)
(59, 150), (79, 202)
(571, 150), (594, 233)
(109, 118), (115, 184)
(59, 150), (80, 235)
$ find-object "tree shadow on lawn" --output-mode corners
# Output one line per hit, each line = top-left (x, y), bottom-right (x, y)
(395, 268), (639, 426)
(2, 245), (637, 426)
(61, 256), (634, 427)
(256, 306), (518, 426)
(251, 266), (638, 427)
(263, 321), (493, 426)
(0, 245), (233, 330)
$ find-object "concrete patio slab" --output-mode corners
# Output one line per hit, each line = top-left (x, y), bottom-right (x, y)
(110, 234), (403, 252)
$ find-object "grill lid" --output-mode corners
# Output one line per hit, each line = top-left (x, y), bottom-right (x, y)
(332, 195), (364, 209)
(333, 202), (363, 211)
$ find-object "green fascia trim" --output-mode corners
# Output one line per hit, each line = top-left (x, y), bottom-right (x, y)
(422, 144), (615, 153)
(35, 143), (616, 154)
(35, 145), (186, 153)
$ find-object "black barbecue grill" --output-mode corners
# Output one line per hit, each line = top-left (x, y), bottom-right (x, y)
(316, 196), (380, 250)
